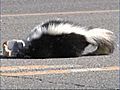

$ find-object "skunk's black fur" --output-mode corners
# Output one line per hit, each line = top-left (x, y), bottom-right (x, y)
(3, 19), (114, 58)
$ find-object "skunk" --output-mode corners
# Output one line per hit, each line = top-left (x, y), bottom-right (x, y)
(3, 19), (114, 58)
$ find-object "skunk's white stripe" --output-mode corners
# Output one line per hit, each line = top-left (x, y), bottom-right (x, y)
(27, 22), (114, 46)
(47, 23), (87, 35)
(27, 23), (87, 41)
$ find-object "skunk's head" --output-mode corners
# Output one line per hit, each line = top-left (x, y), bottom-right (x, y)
(3, 40), (26, 57)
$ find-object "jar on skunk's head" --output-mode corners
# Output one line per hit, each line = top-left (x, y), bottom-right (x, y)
(2, 39), (25, 57)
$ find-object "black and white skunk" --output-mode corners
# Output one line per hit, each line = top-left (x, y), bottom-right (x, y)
(3, 19), (114, 58)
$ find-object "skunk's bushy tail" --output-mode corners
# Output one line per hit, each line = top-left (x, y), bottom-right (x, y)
(84, 28), (114, 55)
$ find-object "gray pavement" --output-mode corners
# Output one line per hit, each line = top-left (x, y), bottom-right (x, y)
(1, 0), (119, 14)
(0, 0), (119, 89)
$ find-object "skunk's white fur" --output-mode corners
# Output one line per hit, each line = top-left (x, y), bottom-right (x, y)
(27, 23), (86, 41)
(27, 20), (114, 55)
(28, 22), (113, 45)
(3, 19), (114, 58)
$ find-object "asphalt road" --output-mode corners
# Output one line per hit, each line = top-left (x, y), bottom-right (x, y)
(0, 0), (119, 89)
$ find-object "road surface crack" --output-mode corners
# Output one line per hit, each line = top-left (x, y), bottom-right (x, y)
(5, 76), (94, 88)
